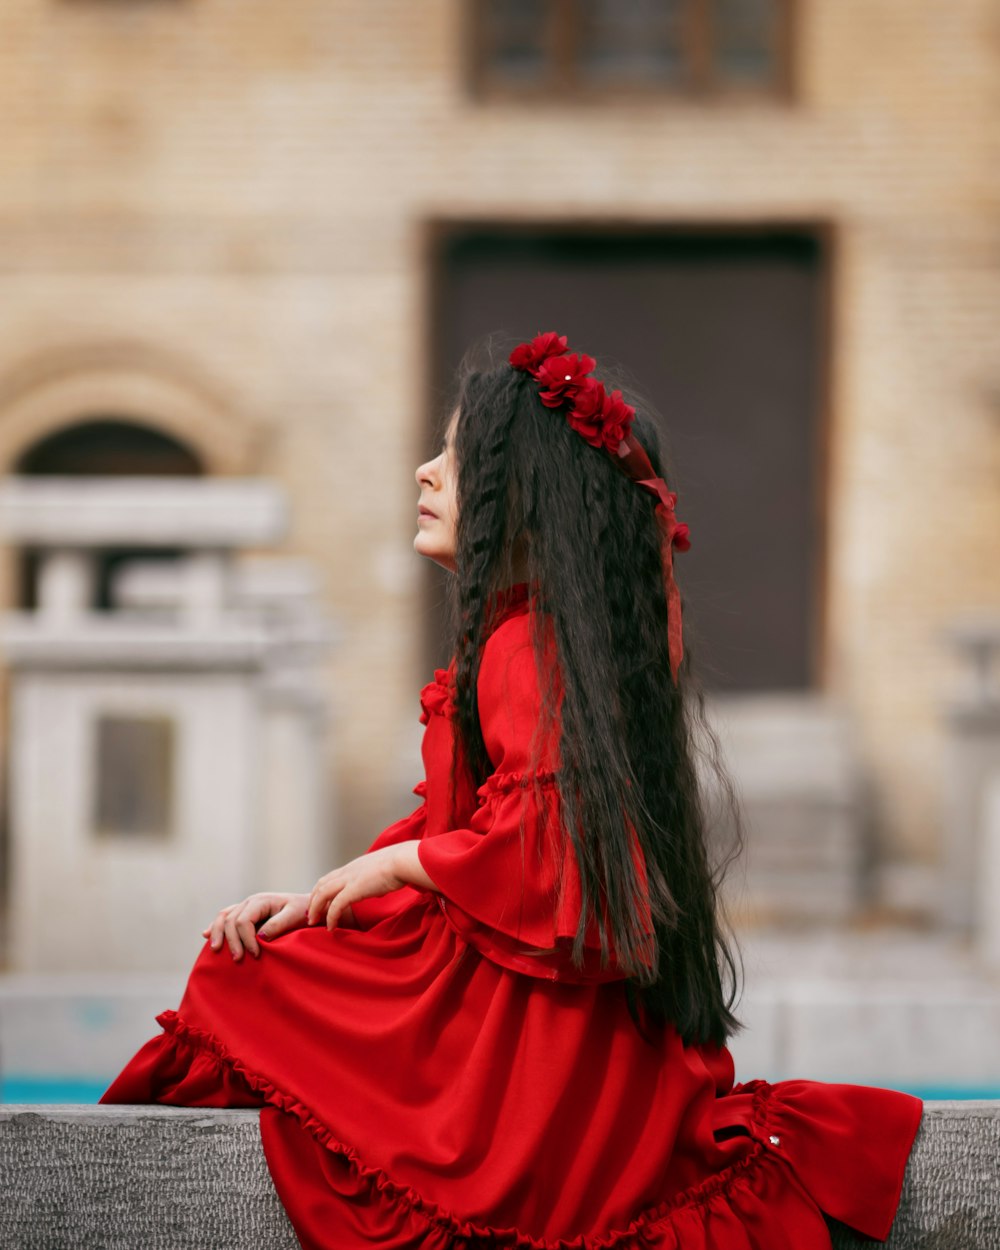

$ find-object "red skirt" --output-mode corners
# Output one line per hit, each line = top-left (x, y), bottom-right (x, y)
(100, 888), (922, 1250)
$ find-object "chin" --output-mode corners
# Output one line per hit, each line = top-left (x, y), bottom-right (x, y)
(415, 535), (444, 560)
(414, 540), (456, 573)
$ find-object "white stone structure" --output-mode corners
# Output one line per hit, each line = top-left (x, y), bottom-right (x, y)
(701, 693), (869, 924)
(0, 477), (339, 975)
(940, 614), (1000, 936)
(977, 774), (1000, 971)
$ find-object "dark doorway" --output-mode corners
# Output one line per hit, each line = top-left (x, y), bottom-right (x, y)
(426, 223), (831, 693)
(16, 419), (201, 478)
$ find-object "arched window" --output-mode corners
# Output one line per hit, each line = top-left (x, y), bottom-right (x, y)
(16, 419), (202, 478)
(15, 419), (202, 611)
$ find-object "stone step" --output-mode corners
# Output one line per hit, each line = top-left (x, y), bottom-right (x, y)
(0, 1103), (998, 1248)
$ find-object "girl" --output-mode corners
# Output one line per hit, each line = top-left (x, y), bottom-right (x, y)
(100, 331), (923, 1250)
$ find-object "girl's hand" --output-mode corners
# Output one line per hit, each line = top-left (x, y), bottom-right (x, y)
(307, 846), (407, 931)
(200, 891), (356, 962)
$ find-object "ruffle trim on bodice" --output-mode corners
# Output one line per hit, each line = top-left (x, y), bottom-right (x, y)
(419, 667), (455, 725)
(476, 768), (560, 802)
(148, 1008), (920, 1250)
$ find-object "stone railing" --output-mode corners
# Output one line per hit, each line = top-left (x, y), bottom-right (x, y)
(1, 1102), (998, 1248)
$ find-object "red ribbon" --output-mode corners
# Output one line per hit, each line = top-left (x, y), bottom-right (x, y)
(615, 433), (690, 683)
(508, 333), (690, 685)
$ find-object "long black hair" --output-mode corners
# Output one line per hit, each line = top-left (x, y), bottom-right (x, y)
(439, 331), (746, 1049)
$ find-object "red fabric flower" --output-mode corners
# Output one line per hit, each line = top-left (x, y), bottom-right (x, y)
(564, 376), (607, 448)
(671, 521), (691, 551)
(565, 380), (635, 455)
(508, 332), (568, 377)
(596, 388), (635, 455)
(535, 352), (596, 407)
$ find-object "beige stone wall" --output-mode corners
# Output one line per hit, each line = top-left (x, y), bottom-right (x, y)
(0, 0), (996, 875)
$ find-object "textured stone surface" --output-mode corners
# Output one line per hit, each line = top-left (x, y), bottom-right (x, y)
(1, 1102), (998, 1248)
(0, 1107), (299, 1249)
(832, 1103), (1000, 1249)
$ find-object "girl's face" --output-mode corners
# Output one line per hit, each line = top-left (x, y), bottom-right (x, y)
(414, 407), (459, 573)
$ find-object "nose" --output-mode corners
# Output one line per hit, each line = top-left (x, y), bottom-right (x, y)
(415, 457), (436, 488)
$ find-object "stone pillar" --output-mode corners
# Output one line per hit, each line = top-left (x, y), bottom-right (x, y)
(179, 550), (230, 627)
(940, 615), (1000, 934)
(977, 773), (1000, 968)
(36, 549), (95, 621)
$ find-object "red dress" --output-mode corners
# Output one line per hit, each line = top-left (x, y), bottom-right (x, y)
(100, 582), (922, 1250)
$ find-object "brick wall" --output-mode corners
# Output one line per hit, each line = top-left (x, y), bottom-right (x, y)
(0, 0), (996, 884)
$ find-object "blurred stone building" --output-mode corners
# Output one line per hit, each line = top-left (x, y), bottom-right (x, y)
(0, 0), (996, 952)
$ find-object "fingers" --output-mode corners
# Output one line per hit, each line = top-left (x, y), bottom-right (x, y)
(233, 896), (277, 960)
(206, 906), (235, 955)
(223, 907), (249, 961)
(306, 876), (335, 927)
(235, 903), (263, 960)
(324, 887), (358, 931)
(204, 887), (349, 959)
(258, 899), (303, 943)
(207, 897), (273, 961)
(303, 877), (360, 932)
(307, 876), (339, 930)
(205, 894), (313, 958)
(308, 881), (356, 932)
(201, 880), (362, 955)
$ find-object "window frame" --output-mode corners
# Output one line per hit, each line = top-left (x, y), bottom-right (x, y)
(465, 0), (797, 105)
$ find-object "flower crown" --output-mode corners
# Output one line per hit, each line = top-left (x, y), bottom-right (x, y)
(509, 330), (636, 456)
(508, 330), (691, 683)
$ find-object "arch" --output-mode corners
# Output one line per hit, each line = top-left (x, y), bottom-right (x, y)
(0, 343), (269, 611)
(16, 419), (203, 476)
(0, 343), (265, 476)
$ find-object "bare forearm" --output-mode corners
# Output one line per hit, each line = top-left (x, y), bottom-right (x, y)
(392, 839), (441, 893)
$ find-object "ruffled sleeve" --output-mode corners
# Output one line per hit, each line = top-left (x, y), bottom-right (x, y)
(416, 612), (653, 984)
(710, 1077), (924, 1245)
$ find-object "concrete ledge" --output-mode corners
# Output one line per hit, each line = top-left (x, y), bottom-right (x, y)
(0, 1103), (998, 1248)
(0, 1106), (299, 1249)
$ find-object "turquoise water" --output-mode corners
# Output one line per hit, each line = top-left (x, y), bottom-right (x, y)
(3, 1076), (1000, 1105)
(3, 1077), (114, 1104)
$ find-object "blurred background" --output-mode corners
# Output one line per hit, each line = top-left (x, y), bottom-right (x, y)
(0, 0), (997, 1103)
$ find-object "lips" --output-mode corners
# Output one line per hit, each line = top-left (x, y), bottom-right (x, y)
(418, 505), (438, 518)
